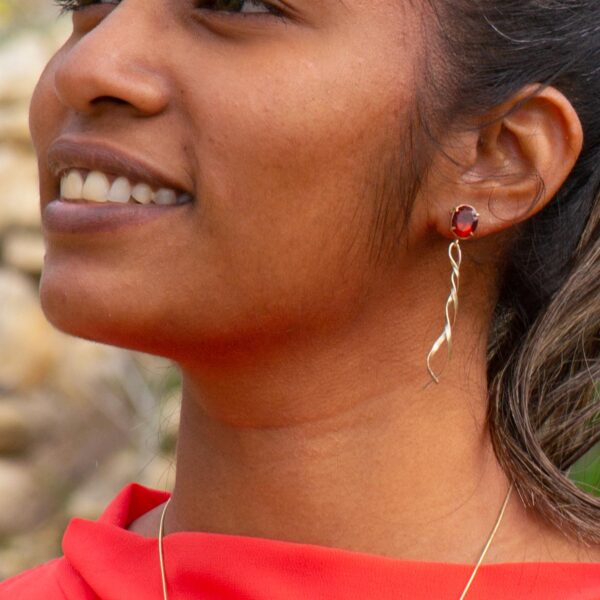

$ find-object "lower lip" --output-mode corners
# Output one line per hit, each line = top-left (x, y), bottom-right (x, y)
(42, 199), (191, 234)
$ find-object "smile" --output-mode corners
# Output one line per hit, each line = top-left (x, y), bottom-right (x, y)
(59, 168), (193, 206)
(42, 137), (196, 235)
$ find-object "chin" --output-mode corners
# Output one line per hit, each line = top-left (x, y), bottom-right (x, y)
(38, 256), (212, 363)
(39, 259), (150, 355)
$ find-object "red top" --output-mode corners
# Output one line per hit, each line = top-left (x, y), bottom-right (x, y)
(1, 482), (599, 599)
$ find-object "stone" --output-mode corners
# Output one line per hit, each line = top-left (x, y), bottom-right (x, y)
(0, 459), (38, 536)
(49, 336), (134, 405)
(0, 104), (31, 145)
(0, 32), (49, 103)
(0, 269), (57, 391)
(0, 514), (64, 580)
(451, 204), (479, 238)
(2, 230), (45, 274)
(0, 147), (41, 231)
(65, 448), (141, 522)
(0, 403), (30, 454)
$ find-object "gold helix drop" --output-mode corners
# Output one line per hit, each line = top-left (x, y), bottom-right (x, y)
(426, 204), (479, 384)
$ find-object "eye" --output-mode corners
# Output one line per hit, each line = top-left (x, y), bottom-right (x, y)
(53, 0), (286, 21)
(196, 0), (284, 19)
(53, 0), (119, 15)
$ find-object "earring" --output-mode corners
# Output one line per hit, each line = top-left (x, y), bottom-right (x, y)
(426, 204), (479, 384)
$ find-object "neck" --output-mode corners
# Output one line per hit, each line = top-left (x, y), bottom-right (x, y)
(165, 269), (523, 563)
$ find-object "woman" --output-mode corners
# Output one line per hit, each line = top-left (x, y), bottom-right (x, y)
(1, 0), (599, 597)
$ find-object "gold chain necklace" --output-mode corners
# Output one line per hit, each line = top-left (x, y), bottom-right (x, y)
(158, 482), (514, 600)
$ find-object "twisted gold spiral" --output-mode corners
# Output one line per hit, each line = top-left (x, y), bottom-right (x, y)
(426, 239), (462, 384)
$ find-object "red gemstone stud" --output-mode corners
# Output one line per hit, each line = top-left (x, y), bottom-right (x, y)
(450, 204), (479, 239)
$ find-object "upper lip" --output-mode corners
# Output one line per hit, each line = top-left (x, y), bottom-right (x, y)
(47, 136), (193, 197)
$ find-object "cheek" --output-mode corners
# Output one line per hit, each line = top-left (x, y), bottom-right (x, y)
(37, 21), (418, 359)
(182, 45), (411, 311)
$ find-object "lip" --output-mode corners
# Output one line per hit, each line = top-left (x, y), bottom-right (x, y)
(42, 198), (192, 235)
(42, 135), (195, 235)
(46, 135), (193, 208)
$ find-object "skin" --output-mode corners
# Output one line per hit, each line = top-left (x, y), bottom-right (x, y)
(29, 0), (600, 564)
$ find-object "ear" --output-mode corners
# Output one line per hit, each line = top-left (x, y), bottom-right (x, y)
(429, 84), (584, 240)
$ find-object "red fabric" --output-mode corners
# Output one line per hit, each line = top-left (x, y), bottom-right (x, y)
(1, 481), (599, 599)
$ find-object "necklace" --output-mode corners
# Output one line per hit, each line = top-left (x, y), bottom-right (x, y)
(158, 481), (514, 600)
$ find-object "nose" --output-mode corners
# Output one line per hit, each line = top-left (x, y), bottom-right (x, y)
(53, 5), (170, 116)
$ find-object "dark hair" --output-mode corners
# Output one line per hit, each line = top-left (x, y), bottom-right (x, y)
(377, 1), (600, 541)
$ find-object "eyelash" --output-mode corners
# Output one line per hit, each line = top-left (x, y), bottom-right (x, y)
(52, 0), (287, 22)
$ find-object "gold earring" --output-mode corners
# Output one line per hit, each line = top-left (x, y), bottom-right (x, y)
(426, 204), (479, 384)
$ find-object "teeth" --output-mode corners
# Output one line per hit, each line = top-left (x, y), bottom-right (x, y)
(154, 188), (177, 206)
(82, 170), (111, 202)
(58, 168), (192, 206)
(61, 170), (84, 200)
(107, 176), (132, 204)
(131, 183), (153, 205)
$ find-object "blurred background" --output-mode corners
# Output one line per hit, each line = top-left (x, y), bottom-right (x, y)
(0, 0), (180, 578)
(0, 0), (598, 582)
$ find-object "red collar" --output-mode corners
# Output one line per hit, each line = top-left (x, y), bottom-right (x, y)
(59, 482), (600, 599)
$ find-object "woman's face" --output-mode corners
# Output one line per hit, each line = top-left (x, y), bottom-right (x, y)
(30, 0), (426, 364)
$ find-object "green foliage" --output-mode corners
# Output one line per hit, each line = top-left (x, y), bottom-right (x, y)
(569, 443), (600, 497)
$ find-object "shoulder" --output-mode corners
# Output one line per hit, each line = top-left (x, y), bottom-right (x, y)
(0, 556), (93, 599)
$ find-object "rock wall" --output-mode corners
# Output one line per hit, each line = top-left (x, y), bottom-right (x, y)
(0, 10), (179, 579)
(2, 0), (597, 583)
